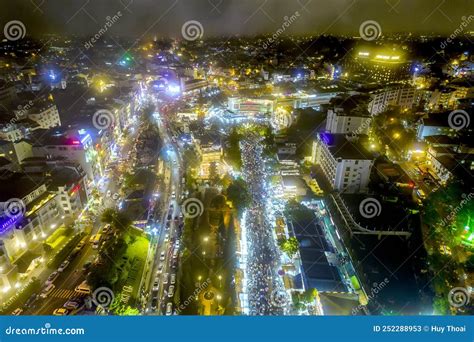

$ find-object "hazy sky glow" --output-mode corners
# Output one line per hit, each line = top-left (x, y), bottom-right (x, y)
(0, 0), (473, 38)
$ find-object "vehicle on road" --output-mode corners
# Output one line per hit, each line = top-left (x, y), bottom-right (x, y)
(40, 284), (55, 298)
(53, 308), (69, 316)
(166, 303), (173, 316)
(163, 273), (169, 285)
(153, 277), (160, 291)
(170, 273), (176, 285)
(58, 260), (70, 272)
(151, 298), (158, 311)
(90, 234), (103, 249)
(157, 263), (164, 274)
(64, 299), (81, 310)
(12, 308), (23, 315)
(160, 251), (165, 261)
(46, 271), (59, 285)
(75, 281), (91, 294)
(168, 285), (175, 298)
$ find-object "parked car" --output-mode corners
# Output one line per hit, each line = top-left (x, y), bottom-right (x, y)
(170, 273), (176, 285)
(168, 285), (175, 298)
(46, 271), (59, 285)
(11, 308), (23, 315)
(58, 260), (70, 272)
(53, 308), (69, 316)
(166, 303), (173, 316)
(40, 284), (55, 298)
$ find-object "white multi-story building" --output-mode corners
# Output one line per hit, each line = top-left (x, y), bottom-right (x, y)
(326, 108), (371, 135)
(15, 101), (61, 129)
(311, 133), (374, 193)
(368, 87), (419, 115)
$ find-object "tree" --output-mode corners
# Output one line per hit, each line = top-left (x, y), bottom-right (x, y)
(101, 208), (132, 234)
(278, 237), (299, 258)
(226, 178), (250, 214)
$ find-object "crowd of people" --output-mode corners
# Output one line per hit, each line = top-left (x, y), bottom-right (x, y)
(241, 136), (286, 315)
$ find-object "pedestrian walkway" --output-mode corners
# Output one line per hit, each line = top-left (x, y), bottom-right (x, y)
(50, 288), (87, 299)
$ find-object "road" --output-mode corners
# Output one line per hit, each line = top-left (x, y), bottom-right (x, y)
(240, 135), (286, 315)
(144, 96), (184, 315)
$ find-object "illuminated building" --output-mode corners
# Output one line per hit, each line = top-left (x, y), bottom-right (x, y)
(228, 97), (274, 115)
(342, 49), (411, 83)
(0, 173), (63, 291)
(326, 108), (371, 135)
(368, 86), (420, 115)
(14, 100), (61, 129)
(311, 133), (374, 193)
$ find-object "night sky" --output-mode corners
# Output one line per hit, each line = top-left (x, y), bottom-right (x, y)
(0, 0), (473, 38)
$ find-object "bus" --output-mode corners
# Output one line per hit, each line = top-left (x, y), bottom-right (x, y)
(90, 234), (103, 249)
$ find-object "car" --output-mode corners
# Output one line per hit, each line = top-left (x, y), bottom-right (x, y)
(170, 273), (176, 285)
(151, 298), (158, 311)
(167, 214), (172, 220)
(160, 251), (165, 261)
(53, 308), (69, 316)
(64, 299), (81, 310)
(166, 303), (173, 316)
(40, 284), (55, 298)
(153, 278), (160, 291)
(58, 260), (70, 272)
(152, 290), (159, 301)
(74, 281), (91, 295)
(106, 190), (111, 197)
(157, 263), (164, 274)
(46, 271), (59, 285)
(163, 273), (169, 285)
(168, 285), (175, 298)
(11, 308), (23, 315)
(164, 234), (170, 242)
